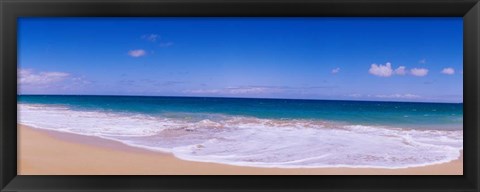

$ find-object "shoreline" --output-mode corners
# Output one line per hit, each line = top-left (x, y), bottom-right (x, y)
(18, 124), (463, 175)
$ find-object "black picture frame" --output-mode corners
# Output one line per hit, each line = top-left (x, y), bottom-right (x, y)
(1, 0), (479, 191)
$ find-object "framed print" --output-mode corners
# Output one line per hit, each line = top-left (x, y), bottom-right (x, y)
(1, 0), (479, 191)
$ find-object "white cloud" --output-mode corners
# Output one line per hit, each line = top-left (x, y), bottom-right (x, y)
(159, 42), (174, 47)
(19, 69), (70, 85)
(375, 94), (421, 99)
(128, 49), (146, 57)
(394, 66), (407, 75)
(185, 89), (221, 94)
(226, 87), (271, 94)
(369, 62), (393, 77)
(185, 86), (276, 95)
(348, 93), (362, 98)
(441, 67), (455, 75)
(410, 68), (429, 77)
(142, 34), (158, 42)
(369, 62), (431, 77)
(331, 67), (340, 74)
(141, 34), (174, 47)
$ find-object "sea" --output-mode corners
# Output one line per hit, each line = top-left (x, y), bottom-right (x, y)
(18, 95), (463, 169)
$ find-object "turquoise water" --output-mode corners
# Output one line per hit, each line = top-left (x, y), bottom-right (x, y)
(18, 95), (463, 168)
(18, 95), (462, 130)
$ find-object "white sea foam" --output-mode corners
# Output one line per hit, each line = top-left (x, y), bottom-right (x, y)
(18, 104), (463, 169)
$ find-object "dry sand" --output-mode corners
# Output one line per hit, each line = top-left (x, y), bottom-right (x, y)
(18, 124), (463, 175)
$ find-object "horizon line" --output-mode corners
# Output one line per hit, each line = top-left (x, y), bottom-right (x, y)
(17, 93), (463, 104)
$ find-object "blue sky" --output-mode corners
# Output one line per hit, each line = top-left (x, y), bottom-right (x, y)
(18, 17), (463, 103)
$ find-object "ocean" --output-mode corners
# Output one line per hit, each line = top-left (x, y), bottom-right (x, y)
(18, 95), (463, 169)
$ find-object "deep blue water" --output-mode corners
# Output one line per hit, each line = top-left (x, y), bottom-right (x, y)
(18, 95), (463, 130)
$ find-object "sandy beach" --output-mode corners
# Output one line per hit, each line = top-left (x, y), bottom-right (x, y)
(18, 124), (463, 175)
